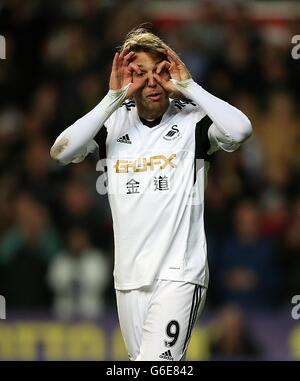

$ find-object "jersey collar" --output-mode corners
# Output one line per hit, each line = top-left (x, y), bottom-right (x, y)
(136, 101), (177, 131)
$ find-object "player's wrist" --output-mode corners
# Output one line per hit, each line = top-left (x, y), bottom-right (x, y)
(170, 78), (195, 87)
(108, 83), (131, 94)
(108, 83), (131, 102)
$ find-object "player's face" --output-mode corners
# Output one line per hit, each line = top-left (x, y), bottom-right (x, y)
(131, 51), (170, 119)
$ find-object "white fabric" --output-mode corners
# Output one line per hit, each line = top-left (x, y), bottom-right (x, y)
(116, 280), (207, 361)
(105, 100), (209, 289)
(171, 79), (253, 153)
(50, 84), (130, 164)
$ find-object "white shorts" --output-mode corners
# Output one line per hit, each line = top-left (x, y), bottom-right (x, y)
(116, 280), (207, 361)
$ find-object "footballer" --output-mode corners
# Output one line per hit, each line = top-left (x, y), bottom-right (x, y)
(50, 27), (252, 361)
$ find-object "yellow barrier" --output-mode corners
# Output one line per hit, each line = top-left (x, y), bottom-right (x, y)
(0, 322), (210, 360)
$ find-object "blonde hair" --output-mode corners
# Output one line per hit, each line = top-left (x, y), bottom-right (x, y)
(120, 26), (166, 59)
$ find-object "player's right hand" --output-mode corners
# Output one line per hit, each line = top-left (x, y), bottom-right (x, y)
(109, 49), (146, 98)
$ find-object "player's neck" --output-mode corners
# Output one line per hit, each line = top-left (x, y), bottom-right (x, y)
(137, 104), (169, 121)
(138, 110), (164, 121)
(140, 115), (163, 127)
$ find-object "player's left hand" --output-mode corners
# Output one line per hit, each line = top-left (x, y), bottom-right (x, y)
(154, 44), (191, 96)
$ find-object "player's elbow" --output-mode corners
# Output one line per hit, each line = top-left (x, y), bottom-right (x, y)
(50, 137), (70, 165)
(232, 116), (253, 145)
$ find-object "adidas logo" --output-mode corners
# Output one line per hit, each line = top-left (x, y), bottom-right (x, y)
(159, 350), (174, 361)
(117, 134), (132, 144)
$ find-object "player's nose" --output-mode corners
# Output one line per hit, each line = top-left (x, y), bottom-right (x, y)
(147, 73), (157, 87)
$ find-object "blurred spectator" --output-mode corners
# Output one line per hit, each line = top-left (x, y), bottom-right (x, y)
(213, 199), (282, 310)
(18, 137), (55, 206)
(105, 0), (148, 48)
(255, 91), (300, 174)
(57, 179), (111, 250)
(283, 195), (300, 298)
(208, 305), (261, 360)
(47, 226), (110, 320)
(260, 191), (289, 239)
(0, 192), (61, 310)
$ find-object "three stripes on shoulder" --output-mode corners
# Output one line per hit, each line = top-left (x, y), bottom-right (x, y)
(122, 101), (136, 111)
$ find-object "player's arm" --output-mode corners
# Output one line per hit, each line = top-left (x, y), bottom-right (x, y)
(50, 50), (145, 165)
(154, 45), (252, 153)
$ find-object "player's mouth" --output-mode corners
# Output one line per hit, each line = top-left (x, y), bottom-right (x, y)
(147, 92), (161, 101)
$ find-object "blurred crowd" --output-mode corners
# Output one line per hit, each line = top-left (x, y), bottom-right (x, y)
(0, 0), (299, 346)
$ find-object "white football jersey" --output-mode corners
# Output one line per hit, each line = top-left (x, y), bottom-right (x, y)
(95, 99), (214, 290)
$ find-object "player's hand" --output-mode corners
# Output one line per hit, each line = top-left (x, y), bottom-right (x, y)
(109, 49), (146, 98)
(154, 44), (191, 96)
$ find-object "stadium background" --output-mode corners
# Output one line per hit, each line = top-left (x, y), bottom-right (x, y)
(0, 0), (300, 360)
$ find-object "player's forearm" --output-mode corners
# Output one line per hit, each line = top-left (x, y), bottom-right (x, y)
(171, 79), (252, 151)
(50, 85), (129, 164)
